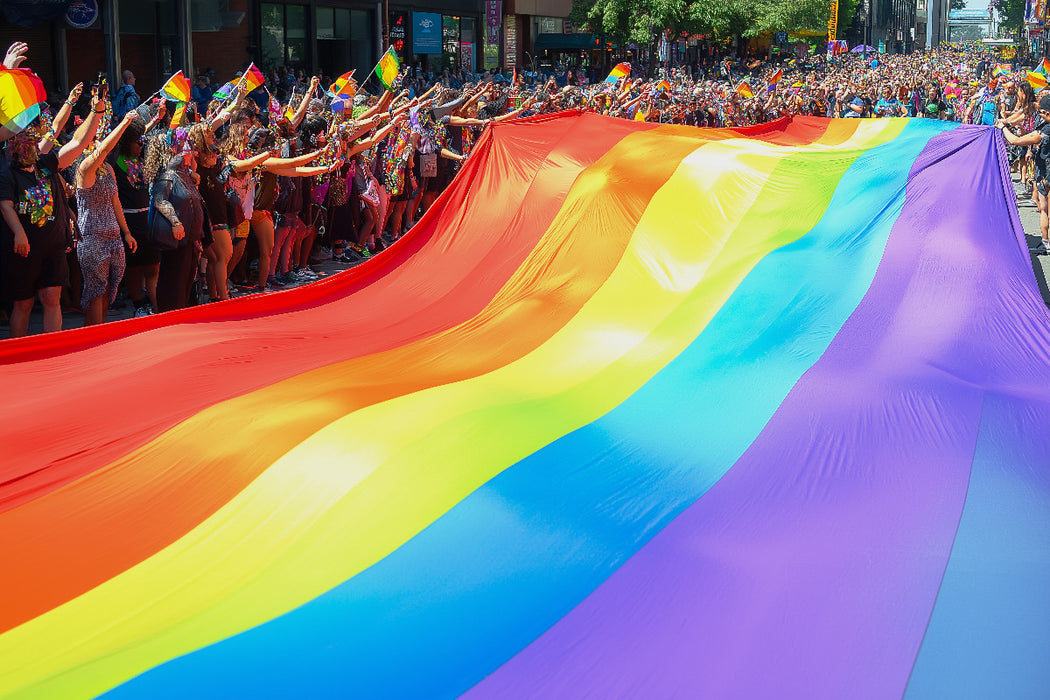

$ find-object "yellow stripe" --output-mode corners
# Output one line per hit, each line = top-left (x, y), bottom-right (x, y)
(0, 120), (902, 699)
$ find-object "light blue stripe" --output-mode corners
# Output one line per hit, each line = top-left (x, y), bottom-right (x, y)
(904, 393), (1050, 700)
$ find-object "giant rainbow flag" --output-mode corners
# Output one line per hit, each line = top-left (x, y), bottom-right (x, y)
(1, 112), (1049, 699)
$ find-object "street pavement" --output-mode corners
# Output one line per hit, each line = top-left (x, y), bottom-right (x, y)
(1014, 175), (1050, 309)
(11, 176), (1050, 337)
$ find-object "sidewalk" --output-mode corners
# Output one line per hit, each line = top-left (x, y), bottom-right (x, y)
(1012, 174), (1050, 308)
(18, 244), (369, 335)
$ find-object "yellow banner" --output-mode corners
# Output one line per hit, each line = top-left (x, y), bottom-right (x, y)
(828, 0), (838, 41)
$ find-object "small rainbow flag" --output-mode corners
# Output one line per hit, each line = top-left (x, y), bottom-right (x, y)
(239, 63), (266, 93)
(213, 81), (235, 101)
(769, 69), (783, 86)
(169, 101), (186, 128)
(1026, 70), (1047, 91)
(1039, 58), (1050, 76)
(993, 64), (1010, 78)
(605, 62), (631, 85)
(655, 79), (671, 95)
(736, 81), (754, 99)
(329, 71), (357, 99)
(0, 65), (47, 134)
(375, 47), (401, 92)
(159, 71), (191, 103)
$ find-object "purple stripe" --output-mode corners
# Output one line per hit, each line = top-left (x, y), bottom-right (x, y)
(466, 127), (1013, 699)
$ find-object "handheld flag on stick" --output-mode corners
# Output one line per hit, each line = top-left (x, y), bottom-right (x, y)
(329, 71), (357, 99)
(1026, 71), (1048, 92)
(1039, 58), (1050, 76)
(769, 69), (783, 86)
(736, 81), (754, 99)
(0, 65), (47, 134)
(605, 62), (631, 85)
(169, 101), (187, 128)
(375, 47), (402, 92)
(159, 71), (191, 103)
(238, 63), (266, 93)
(993, 64), (1010, 78)
(212, 81), (235, 101)
(655, 79), (671, 96)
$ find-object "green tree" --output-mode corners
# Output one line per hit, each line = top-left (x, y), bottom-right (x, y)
(570, 0), (859, 42)
(949, 0), (967, 10)
(990, 0), (1026, 36)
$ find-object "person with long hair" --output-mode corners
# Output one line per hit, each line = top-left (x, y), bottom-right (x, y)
(74, 108), (141, 326)
(189, 123), (233, 302)
(143, 129), (205, 311)
(1007, 81), (1037, 201)
(111, 105), (164, 316)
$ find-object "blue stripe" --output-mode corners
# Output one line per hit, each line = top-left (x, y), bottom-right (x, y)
(105, 120), (951, 700)
(904, 393), (1050, 700)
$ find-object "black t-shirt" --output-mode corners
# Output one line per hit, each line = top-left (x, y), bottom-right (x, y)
(1032, 117), (1050, 176)
(254, 170), (278, 212)
(196, 161), (230, 227)
(110, 153), (151, 210)
(0, 151), (70, 245)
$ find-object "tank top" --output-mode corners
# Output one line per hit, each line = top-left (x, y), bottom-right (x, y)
(76, 163), (121, 240)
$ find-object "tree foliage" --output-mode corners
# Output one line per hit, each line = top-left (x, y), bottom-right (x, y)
(989, 0), (1026, 33)
(569, 0), (859, 44)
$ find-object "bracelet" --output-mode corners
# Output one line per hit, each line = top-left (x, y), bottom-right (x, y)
(66, 100), (76, 106)
(93, 109), (106, 114)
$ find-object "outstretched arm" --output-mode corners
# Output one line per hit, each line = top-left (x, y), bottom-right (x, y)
(289, 76), (321, 129)
(77, 110), (139, 189)
(57, 94), (107, 170)
(40, 83), (84, 152)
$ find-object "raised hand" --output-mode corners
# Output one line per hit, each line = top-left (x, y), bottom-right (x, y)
(4, 42), (28, 69)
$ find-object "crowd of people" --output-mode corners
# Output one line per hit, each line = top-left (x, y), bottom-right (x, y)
(1, 39), (1047, 339)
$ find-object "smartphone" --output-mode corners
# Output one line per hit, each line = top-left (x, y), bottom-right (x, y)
(92, 72), (109, 99)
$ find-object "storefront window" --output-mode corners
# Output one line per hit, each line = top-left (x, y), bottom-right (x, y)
(350, 10), (375, 77)
(443, 16), (460, 72)
(261, 3), (307, 72)
(286, 5), (307, 66)
(461, 17), (475, 73)
(317, 7), (351, 76)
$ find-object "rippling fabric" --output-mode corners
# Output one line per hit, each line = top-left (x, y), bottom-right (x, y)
(1, 112), (1047, 700)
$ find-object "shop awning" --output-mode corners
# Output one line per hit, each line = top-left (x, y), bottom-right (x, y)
(535, 33), (600, 51)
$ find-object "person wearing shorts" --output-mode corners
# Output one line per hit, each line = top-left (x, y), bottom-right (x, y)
(0, 146), (73, 337)
(1000, 93), (1050, 254)
(111, 119), (157, 316)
